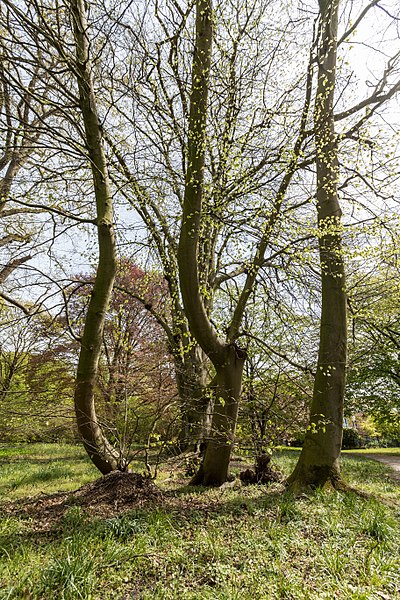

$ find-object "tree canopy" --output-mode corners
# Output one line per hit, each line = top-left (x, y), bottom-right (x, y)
(0, 0), (399, 489)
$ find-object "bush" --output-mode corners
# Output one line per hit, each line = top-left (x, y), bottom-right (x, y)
(342, 428), (363, 449)
(290, 436), (304, 447)
(378, 437), (400, 448)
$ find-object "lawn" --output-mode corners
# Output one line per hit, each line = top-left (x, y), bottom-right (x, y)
(0, 444), (399, 599)
(342, 447), (400, 455)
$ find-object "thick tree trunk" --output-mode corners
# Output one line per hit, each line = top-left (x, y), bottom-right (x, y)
(70, 0), (119, 473)
(177, 0), (247, 485)
(191, 344), (246, 486)
(287, 0), (346, 493)
(175, 346), (211, 451)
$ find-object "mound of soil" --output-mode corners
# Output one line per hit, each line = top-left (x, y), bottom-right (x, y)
(73, 471), (162, 510)
(1, 472), (163, 529)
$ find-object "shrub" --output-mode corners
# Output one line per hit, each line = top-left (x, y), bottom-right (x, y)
(342, 428), (363, 449)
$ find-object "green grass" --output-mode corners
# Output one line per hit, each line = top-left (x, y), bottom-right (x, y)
(0, 444), (399, 599)
(342, 447), (400, 455)
(0, 443), (99, 499)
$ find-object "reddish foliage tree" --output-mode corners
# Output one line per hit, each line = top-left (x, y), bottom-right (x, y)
(65, 260), (178, 466)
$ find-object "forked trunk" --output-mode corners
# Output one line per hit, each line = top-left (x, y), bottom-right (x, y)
(190, 345), (245, 486)
(178, 0), (243, 484)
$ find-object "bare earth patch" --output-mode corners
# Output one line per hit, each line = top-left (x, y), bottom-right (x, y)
(1, 468), (283, 534)
(73, 471), (162, 509)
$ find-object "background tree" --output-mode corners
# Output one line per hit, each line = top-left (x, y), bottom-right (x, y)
(0, 28), (53, 313)
(0, 305), (75, 442)
(239, 297), (315, 453)
(346, 247), (400, 443)
(66, 260), (178, 463)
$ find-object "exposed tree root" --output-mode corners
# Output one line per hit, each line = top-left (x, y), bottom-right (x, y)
(331, 477), (370, 498)
(285, 474), (371, 499)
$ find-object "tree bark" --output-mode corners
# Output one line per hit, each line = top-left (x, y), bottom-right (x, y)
(70, 0), (119, 473)
(287, 0), (347, 492)
(177, 0), (247, 485)
(190, 344), (245, 486)
(175, 346), (212, 451)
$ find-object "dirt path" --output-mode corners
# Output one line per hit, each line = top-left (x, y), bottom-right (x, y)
(361, 454), (400, 481)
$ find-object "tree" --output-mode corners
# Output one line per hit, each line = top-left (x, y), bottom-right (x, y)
(0, 27), (52, 312)
(346, 252), (400, 440)
(0, 306), (75, 442)
(287, 0), (346, 491)
(99, 0), (328, 471)
(67, 261), (178, 462)
(288, 0), (400, 491)
(0, 0), (106, 319)
(241, 360), (312, 452)
(66, 0), (121, 473)
(239, 300), (315, 453)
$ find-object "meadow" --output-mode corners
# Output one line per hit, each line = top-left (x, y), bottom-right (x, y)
(0, 444), (399, 599)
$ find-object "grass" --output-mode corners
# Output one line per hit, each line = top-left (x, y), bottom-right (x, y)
(0, 444), (99, 500)
(0, 444), (399, 599)
(342, 447), (400, 455)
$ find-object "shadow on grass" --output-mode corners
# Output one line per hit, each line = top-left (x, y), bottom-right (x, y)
(1, 480), (396, 578)
(18, 467), (76, 485)
(0, 485), (290, 562)
(0, 455), (89, 465)
(1, 451), (398, 565)
(341, 454), (399, 483)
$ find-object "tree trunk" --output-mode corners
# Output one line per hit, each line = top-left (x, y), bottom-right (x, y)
(287, 0), (346, 493)
(70, 0), (119, 473)
(175, 346), (212, 451)
(191, 344), (246, 486)
(177, 0), (247, 485)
